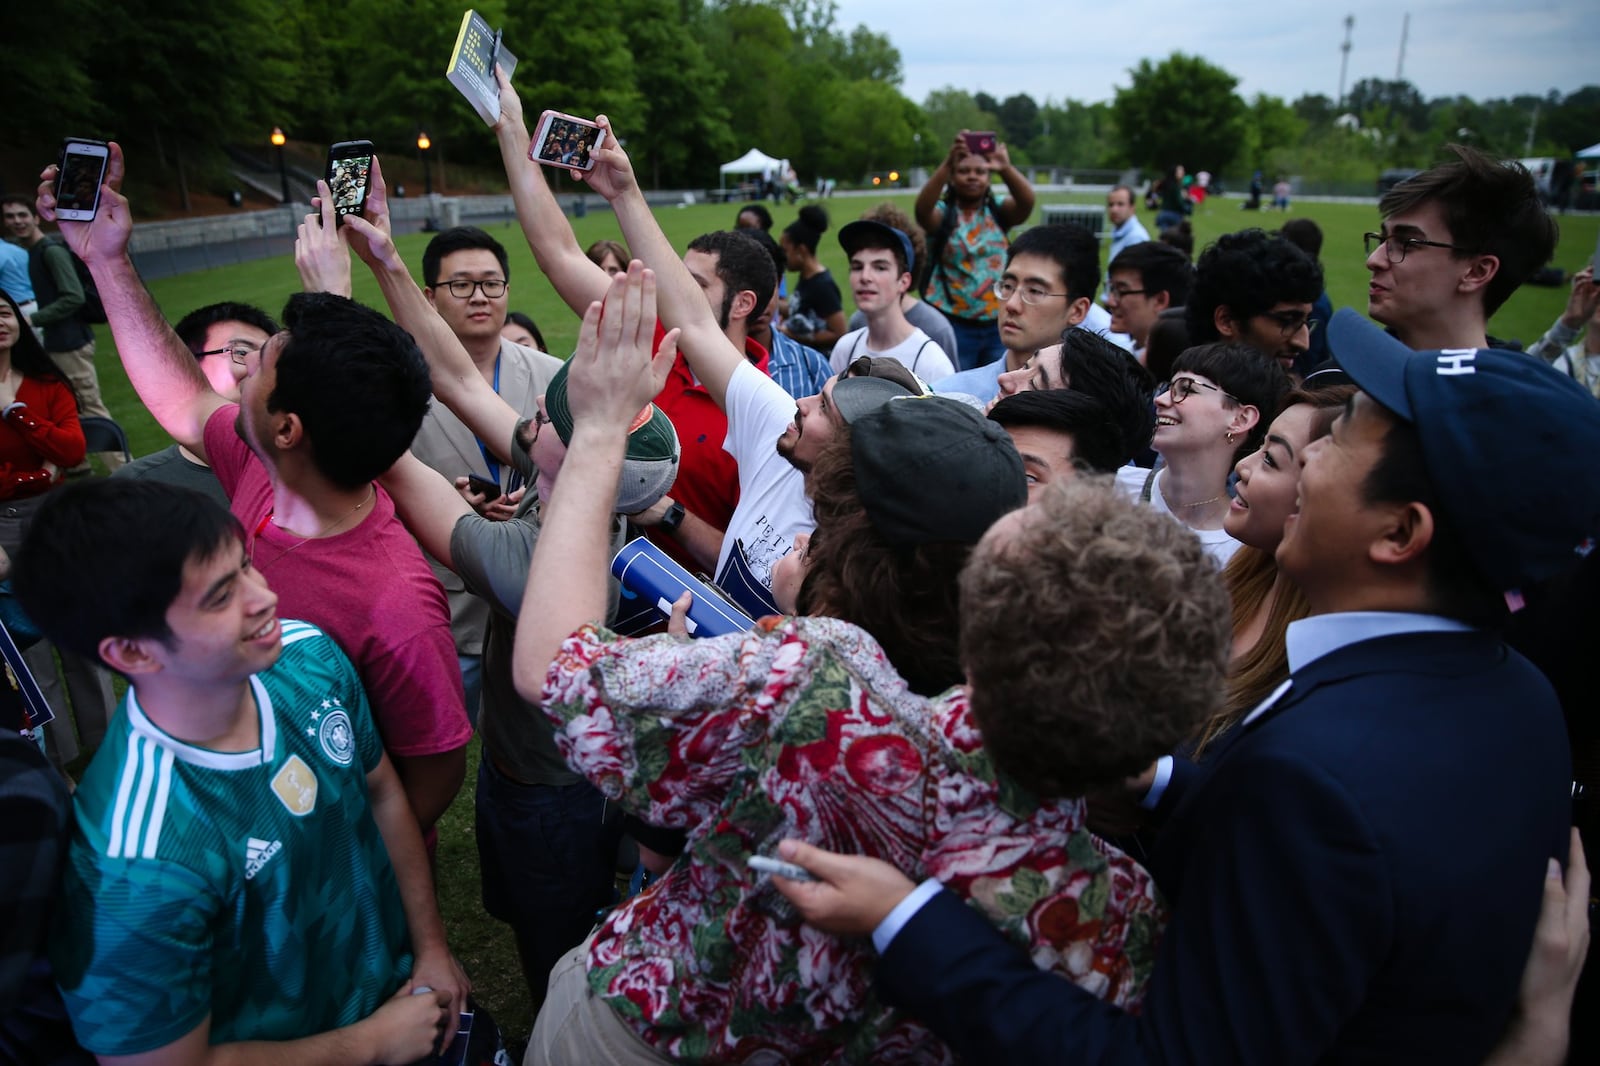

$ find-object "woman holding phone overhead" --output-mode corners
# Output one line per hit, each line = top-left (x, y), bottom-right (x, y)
(914, 131), (1036, 371)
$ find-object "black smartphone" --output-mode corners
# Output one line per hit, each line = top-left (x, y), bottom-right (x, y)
(465, 474), (501, 499)
(324, 140), (375, 224)
(55, 138), (111, 222)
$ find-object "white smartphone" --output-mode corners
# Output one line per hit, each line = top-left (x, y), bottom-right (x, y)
(747, 854), (817, 882)
(55, 139), (111, 222)
(529, 110), (606, 173)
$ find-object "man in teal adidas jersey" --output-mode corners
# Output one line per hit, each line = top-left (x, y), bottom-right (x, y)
(13, 480), (469, 1064)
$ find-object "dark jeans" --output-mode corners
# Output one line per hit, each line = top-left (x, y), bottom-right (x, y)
(474, 757), (623, 1017)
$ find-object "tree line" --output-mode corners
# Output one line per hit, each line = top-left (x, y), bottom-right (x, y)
(6, 1), (1594, 207)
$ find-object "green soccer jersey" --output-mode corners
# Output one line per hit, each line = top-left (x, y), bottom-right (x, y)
(52, 620), (413, 1055)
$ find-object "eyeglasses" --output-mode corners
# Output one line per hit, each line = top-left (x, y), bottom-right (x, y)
(996, 278), (1069, 306)
(1260, 310), (1318, 339)
(1105, 284), (1146, 302)
(1362, 232), (1474, 264)
(200, 343), (260, 367)
(1159, 376), (1238, 405)
(441, 278), (508, 299)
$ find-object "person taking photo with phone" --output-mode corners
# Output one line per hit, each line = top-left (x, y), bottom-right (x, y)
(914, 131), (1036, 372)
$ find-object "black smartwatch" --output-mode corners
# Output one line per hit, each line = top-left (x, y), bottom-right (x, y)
(659, 500), (686, 533)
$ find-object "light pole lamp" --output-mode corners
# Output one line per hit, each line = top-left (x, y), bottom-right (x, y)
(270, 127), (290, 204)
(417, 131), (433, 196)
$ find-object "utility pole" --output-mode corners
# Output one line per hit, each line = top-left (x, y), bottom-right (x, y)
(1338, 15), (1355, 108)
(1395, 13), (1410, 82)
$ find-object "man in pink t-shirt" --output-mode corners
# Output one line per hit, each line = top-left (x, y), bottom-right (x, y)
(34, 144), (470, 835)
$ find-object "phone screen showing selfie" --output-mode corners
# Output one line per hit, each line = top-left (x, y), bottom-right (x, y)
(535, 119), (598, 170)
(57, 152), (107, 212)
(330, 155), (372, 216)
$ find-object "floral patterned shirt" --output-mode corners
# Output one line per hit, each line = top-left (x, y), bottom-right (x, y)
(926, 199), (1008, 323)
(541, 617), (1165, 1063)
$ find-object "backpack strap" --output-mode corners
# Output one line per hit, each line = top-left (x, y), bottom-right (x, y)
(1141, 466), (1158, 504)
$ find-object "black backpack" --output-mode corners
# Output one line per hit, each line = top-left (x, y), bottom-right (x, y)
(44, 237), (106, 324)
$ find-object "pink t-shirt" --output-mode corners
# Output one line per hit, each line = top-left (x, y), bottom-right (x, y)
(205, 405), (470, 758)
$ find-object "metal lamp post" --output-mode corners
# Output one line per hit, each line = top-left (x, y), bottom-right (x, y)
(270, 127), (290, 204)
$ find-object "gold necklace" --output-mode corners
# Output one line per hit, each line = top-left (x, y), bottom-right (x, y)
(1177, 494), (1223, 509)
(249, 486), (376, 569)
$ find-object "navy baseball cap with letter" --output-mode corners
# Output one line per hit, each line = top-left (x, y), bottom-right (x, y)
(1329, 308), (1600, 594)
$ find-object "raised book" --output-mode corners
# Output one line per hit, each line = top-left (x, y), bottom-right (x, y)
(446, 9), (518, 125)
(611, 539), (756, 639)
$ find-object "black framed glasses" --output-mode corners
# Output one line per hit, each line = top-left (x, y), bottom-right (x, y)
(517, 409), (552, 455)
(442, 278), (508, 299)
(996, 278), (1069, 306)
(1105, 284), (1146, 302)
(1362, 232), (1473, 264)
(200, 343), (260, 367)
(1260, 310), (1318, 339)
(1159, 376), (1238, 405)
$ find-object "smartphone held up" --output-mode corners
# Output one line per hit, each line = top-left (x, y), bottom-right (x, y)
(962, 131), (997, 158)
(324, 140), (375, 224)
(55, 139), (111, 222)
(529, 111), (605, 174)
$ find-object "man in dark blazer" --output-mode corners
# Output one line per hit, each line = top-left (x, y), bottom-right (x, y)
(774, 309), (1600, 1065)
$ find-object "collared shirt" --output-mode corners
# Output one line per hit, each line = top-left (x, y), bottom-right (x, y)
(1107, 216), (1151, 266)
(763, 329), (833, 398)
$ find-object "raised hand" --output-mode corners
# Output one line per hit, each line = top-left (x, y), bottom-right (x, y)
(565, 262), (678, 431)
(34, 141), (131, 266)
(343, 156), (405, 276)
(294, 181), (353, 297)
(577, 116), (640, 204)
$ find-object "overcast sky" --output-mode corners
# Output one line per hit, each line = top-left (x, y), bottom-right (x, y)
(832, 0), (1593, 107)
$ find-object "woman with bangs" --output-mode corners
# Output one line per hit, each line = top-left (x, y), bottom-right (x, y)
(1115, 342), (1291, 566)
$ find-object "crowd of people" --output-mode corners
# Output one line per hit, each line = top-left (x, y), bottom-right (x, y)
(0, 60), (1596, 1066)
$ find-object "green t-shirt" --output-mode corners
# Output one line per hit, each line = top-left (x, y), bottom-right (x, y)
(52, 621), (412, 1055)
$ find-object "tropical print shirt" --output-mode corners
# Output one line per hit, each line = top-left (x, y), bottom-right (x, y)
(541, 616), (1165, 1063)
(926, 199), (1008, 323)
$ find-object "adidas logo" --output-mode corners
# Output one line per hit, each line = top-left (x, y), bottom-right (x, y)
(245, 836), (282, 880)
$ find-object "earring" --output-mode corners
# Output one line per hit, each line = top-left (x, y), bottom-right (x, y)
(1226, 430), (1235, 444)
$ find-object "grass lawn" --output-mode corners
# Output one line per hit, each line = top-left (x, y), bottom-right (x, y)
(76, 191), (1599, 1041)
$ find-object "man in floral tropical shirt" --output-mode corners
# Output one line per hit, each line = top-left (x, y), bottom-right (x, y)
(509, 264), (1231, 1063)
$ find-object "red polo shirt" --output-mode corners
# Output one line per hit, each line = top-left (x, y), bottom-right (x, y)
(647, 328), (770, 571)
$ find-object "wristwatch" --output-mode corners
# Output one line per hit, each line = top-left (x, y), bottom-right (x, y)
(659, 500), (686, 533)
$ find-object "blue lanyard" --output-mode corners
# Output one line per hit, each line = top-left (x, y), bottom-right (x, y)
(476, 355), (502, 487)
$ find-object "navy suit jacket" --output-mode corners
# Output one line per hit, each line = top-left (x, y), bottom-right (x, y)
(878, 630), (1571, 1065)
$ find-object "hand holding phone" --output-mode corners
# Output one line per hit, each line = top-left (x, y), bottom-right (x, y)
(324, 141), (375, 225)
(464, 474), (501, 500)
(54, 139), (111, 222)
(962, 131), (997, 158)
(530, 110), (606, 173)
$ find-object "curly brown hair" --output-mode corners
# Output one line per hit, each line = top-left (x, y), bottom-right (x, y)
(797, 433), (972, 697)
(962, 478), (1231, 797)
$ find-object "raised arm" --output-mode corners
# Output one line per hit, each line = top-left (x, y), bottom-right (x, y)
(584, 121), (745, 410)
(491, 66), (610, 315)
(379, 452), (475, 572)
(34, 143), (224, 457)
(512, 265), (677, 703)
(989, 141), (1036, 230)
(914, 135), (964, 233)
(344, 160), (519, 464)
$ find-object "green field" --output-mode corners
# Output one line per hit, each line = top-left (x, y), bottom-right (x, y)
(78, 192), (1599, 1042)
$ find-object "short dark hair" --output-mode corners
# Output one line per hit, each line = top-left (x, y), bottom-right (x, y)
(1109, 184), (1136, 202)
(988, 390), (1127, 475)
(735, 204), (773, 231)
(1158, 220), (1194, 258)
(686, 230), (778, 329)
(173, 302), (280, 358)
(1108, 241), (1194, 306)
(1144, 307), (1191, 385)
(421, 226), (510, 288)
(1379, 144), (1559, 316)
(845, 231), (909, 276)
(1058, 328), (1156, 459)
(798, 431), (972, 698)
(1187, 230), (1323, 343)
(14, 480), (244, 663)
(0, 196), (35, 217)
(744, 228), (787, 290)
(1278, 218), (1323, 260)
(1170, 341), (1291, 459)
(272, 293), (432, 489)
(782, 205), (830, 254)
(1362, 412), (1507, 626)
(1007, 224), (1100, 303)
